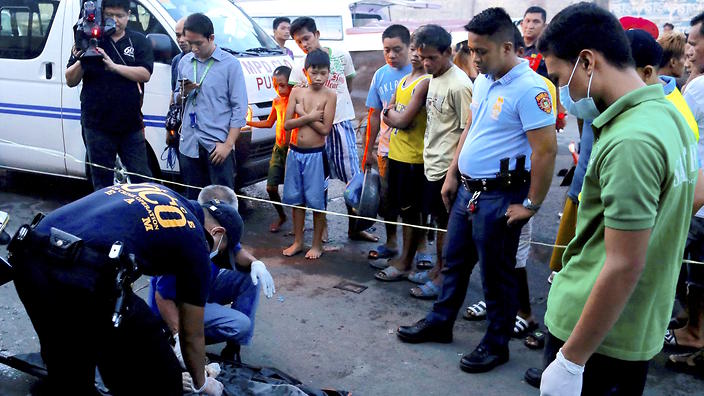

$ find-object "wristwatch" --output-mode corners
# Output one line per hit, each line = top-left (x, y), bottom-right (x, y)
(523, 198), (541, 212)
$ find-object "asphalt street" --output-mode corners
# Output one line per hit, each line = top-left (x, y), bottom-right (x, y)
(0, 118), (702, 395)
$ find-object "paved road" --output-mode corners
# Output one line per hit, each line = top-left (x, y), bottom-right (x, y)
(0, 119), (701, 395)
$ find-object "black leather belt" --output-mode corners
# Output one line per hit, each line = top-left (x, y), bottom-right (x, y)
(461, 172), (530, 192)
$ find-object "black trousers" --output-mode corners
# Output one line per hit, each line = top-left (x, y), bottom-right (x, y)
(543, 332), (649, 396)
(11, 251), (182, 396)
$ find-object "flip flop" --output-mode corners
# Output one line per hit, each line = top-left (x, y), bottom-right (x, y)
(369, 258), (391, 270)
(513, 316), (539, 338)
(462, 301), (487, 321)
(524, 329), (546, 350)
(408, 270), (431, 285)
(374, 266), (410, 282)
(368, 245), (398, 260)
(663, 329), (698, 350)
(415, 253), (433, 270)
(410, 281), (441, 300)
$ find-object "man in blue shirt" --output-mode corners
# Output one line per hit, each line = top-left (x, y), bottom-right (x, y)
(397, 8), (557, 374)
(363, 25), (412, 261)
(170, 17), (189, 92)
(175, 13), (248, 199)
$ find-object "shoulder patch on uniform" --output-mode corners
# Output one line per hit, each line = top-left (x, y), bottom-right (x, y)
(535, 92), (552, 114)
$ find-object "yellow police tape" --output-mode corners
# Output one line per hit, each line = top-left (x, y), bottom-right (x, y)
(2, 137), (703, 266)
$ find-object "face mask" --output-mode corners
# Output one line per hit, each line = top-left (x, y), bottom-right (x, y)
(559, 58), (601, 121)
(209, 232), (224, 259)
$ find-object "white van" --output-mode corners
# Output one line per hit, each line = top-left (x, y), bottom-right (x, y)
(0, 0), (293, 187)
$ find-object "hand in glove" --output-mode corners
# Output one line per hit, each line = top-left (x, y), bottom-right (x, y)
(250, 260), (275, 298)
(540, 348), (584, 396)
(182, 372), (224, 395)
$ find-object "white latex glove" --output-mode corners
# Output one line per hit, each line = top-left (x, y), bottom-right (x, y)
(250, 260), (275, 298)
(540, 349), (584, 396)
(205, 362), (221, 379)
(172, 333), (186, 369)
(182, 372), (224, 395)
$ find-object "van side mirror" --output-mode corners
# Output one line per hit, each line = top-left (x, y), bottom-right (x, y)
(147, 33), (177, 64)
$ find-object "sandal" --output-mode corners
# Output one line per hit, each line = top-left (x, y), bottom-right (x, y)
(513, 316), (539, 338)
(524, 329), (546, 350)
(663, 329), (699, 350)
(462, 301), (487, 321)
(368, 245), (398, 260)
(666, 349), (704, 376)
(374, 266), (410, 282)
(415, 253), (433, 270)
(410, 281), (441, 300)
(369, 258), (391, 270)
(408, 270), (431, 285)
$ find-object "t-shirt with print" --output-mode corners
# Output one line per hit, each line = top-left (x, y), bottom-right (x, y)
(545, 85), (698, 361)
(458, 61), (554, 179)
(67, 29), (154, 134)
(290, 47), (356, 124)
(366, 63), (413, 157)
(684, 75), (704, 218)
(33, 183), (212, 307)
(389, 74), (430, 164)
(424, 64), (473, 181)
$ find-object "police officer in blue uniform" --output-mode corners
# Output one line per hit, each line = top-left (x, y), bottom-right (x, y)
(7, 183), (245, 395)
(397, 8), (557, 373)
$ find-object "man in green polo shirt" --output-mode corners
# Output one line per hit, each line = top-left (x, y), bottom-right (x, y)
(534, 4), (702, 395)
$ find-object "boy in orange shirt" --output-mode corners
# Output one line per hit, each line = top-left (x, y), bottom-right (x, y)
(247, 66), (292, 233)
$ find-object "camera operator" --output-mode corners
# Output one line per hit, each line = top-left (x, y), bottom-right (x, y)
(66, 0), (154, 191)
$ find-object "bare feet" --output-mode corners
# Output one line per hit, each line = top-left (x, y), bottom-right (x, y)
(673, 327), (704, 349)
(349, 230), (379, 242)
(305, 246), (323, 260)
(270, 216), (287, 233)
(283, 242), (303, 257)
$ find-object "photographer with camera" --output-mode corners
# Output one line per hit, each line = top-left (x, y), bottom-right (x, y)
(65, 0), (154, 191)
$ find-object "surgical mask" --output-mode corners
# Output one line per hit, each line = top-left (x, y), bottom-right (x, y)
(559, 58), (600, 121)
(209, 232), (224, 259)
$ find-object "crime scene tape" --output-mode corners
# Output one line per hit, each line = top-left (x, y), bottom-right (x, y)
(2, 137), (704, 266)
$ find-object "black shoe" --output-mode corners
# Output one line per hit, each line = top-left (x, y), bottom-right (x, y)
(396, 319), (453, 344)
(524, 367), (543, 388)
(459, 345), (509, 373)
(220, 342), (241, 363)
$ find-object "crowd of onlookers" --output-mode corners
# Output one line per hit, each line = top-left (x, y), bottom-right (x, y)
(68, 0), (704, 393)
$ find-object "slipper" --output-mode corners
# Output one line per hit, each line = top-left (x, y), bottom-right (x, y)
(513, 316), (539, 338)
(415, 253), (433, 270)
(666, 349), (704, 377)
(374, 266), (410, 282)
(410, 281), (440, 300)
(663, 329), (699, 350)
(462, 301), (487, 321)
(368, 245), (398, 260)
(369, 258), (391, 270)
(524, 329), (546, 350)
(408, 270), (431, 285)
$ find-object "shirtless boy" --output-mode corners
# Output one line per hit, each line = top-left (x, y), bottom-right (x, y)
(282, 49), (337, 259)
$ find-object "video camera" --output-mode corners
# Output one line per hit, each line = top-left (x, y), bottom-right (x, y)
(74, 0), (116, 62)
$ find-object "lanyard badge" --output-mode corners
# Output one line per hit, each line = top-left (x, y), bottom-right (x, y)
(191, 58), (214, 107)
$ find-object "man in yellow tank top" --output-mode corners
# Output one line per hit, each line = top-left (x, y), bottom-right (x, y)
(374, 39), (435, 293)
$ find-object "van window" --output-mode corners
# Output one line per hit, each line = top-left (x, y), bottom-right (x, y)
(252, 16), (344, 41)
(127, 1), (178, 64)
(0, 0), (58, 59)
(162, 0), (279, 52)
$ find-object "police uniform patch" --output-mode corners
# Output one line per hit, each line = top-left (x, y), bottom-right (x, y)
(535, 92), (552, 114)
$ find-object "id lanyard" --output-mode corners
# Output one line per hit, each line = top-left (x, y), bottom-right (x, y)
(191, 58), (215, 107)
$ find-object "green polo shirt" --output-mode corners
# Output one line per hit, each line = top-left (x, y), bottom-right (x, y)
(545, 84), (698, 361)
